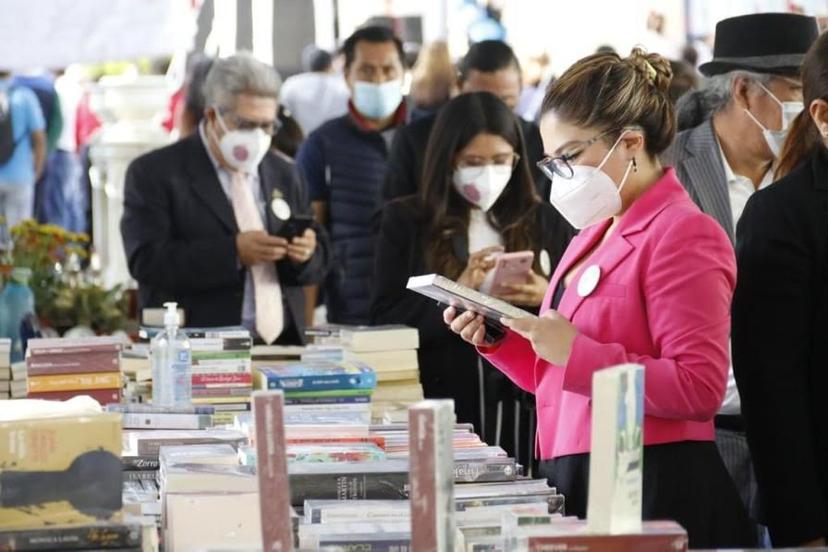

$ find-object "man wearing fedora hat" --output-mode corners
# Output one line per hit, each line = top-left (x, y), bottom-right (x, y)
(663, 11), (820, 543)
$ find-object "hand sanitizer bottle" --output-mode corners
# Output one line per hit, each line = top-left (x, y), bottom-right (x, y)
(151, 302), (192, 407)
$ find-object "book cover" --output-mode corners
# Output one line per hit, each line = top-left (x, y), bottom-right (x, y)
(106, 403), (215, 415)
(189, 337), (253, 352)
(121, 412), (214, 430)
(128, 429), (247, 457)
(191, 350), (251, 362)
(122, 469), (158, 482)
(121, 456), (160, 471)
(138, 325), (250, 341)
(281, 388), (373, 399)
(26, 352), (120, 376)
(409, 400), (456, 552)
(338, 325), (420, 353)
(191, 372), (252, 386)
(26, 388), (121, 405)
(524, 520), (688, 552)
(0, 521), (145, 550)
(252, 391), (294, 552)
(587, 364), (644, 535)
(288, 471), (409, 506)
(26, 337), (124, 356)
(0, 413), (122, 528)
(190, 386), (252, 398)
(258, 361), (377, 392)
(165, 492), (261, 552)
(453, 458), (517, 483)
(27, 372), (121, 393)
(284, 393), (371, 406)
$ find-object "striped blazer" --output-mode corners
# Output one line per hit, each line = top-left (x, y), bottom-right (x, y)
(662, 119), (734, 242)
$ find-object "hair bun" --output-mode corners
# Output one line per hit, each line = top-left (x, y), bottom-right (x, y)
(626, 47), (672, 95)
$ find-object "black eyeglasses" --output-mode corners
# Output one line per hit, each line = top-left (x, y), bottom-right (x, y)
(219, 110), (282, 136)
(536, 128), (617, 181)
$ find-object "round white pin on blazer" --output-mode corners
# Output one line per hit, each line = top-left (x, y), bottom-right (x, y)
(540, 249), (552, 277)
(270, 198), (291, 221)
(577, 265), (601, 297)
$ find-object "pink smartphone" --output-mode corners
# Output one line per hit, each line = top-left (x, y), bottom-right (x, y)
(480, 251), (535, 295)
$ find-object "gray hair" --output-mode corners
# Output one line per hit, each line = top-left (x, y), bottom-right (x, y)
(698, 70), (773, 114)
(203, 52), (281, 111)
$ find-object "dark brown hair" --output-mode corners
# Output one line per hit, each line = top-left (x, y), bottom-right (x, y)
(420, 92), (540, 279)
(776, 32), (828, 179)
(541, 47), (675, 156)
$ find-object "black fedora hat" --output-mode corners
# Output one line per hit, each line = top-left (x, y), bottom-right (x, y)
(699, 12), (819, 77)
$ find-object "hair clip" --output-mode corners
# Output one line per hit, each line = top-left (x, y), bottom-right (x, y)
(644, 60), (658, 82)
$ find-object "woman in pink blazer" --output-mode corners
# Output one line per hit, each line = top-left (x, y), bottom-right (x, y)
(446, 49), (755, 548)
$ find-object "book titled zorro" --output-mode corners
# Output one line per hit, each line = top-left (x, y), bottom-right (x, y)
(0, 412), (123, 528)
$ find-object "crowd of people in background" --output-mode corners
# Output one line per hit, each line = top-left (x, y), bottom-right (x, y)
(2, 9), (827, 549)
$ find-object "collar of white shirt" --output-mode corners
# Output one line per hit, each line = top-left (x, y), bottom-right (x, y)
(718, 144), (774, 191)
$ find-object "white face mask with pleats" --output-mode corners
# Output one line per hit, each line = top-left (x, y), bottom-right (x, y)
(452, 164), (513, 212)
(548, 131), (634, 229)
(743, 82), (804, 157)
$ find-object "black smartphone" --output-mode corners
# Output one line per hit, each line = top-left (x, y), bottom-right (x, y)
(276, 214), (314, 239)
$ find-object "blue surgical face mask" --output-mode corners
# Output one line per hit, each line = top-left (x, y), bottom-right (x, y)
(352, 79), (403, 120)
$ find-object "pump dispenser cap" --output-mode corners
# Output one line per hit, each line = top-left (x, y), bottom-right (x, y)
(163, 302), (180, 327)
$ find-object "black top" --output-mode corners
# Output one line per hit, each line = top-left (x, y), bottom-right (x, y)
(551, 280), (566, 311)
(732, 148), (828, 546)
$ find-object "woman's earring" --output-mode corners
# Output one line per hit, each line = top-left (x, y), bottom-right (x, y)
(632, 157), (638, 172)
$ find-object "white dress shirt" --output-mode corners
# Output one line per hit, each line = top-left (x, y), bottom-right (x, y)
(468, 209), (503, 255)
(199, 122), (269, 335)
(718, 147), (774, 416)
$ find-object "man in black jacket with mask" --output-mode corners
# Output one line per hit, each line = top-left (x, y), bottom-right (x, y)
(383, 40), (549, 201)
(121, 54), (331, 344)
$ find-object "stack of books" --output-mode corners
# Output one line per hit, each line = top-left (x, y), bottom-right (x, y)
(303, 325), (424, 423)
(0, 338), (26, 399)
(0, 406), (158, 550)
(188, 327), (254, 425)
(25, 336), (123, 404)
(255, 359), (378, 426)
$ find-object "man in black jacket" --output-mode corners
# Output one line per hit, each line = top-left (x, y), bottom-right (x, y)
(383, 40), (549, 201)
(121, 54), (330, 344)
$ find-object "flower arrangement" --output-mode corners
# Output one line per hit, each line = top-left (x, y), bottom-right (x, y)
(0, 219), (128, 334)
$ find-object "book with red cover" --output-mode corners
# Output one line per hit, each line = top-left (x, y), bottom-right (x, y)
(191, 373), (253, 386)
(26, 388), (121, 405)
(252, 391), (293, 552)
(526, 520), (688, 552)
(27, 352), (120, 376)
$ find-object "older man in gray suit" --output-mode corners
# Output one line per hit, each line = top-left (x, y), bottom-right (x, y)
(663, 12), (819, 543)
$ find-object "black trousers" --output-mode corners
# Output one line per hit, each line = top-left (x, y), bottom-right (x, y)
(539, 441), (757, 549)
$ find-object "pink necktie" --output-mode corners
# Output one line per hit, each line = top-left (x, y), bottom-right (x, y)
(229, 171), (284, 344)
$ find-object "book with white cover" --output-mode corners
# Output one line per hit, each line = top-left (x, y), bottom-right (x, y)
(338, 325), (420, 353)
(407, 274), (537, 322)
(587, 363), (645, 534)
(165, 492), (260, 552)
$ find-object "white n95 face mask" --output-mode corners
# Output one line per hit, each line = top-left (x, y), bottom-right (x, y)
(452, 165), (513, 212)
(214, 110), (272, 173)
(744, 82), (805, 157)
(548, 132), (633, 229)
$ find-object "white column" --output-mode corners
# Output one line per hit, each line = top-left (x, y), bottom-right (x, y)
(251, 0), (274, 64)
